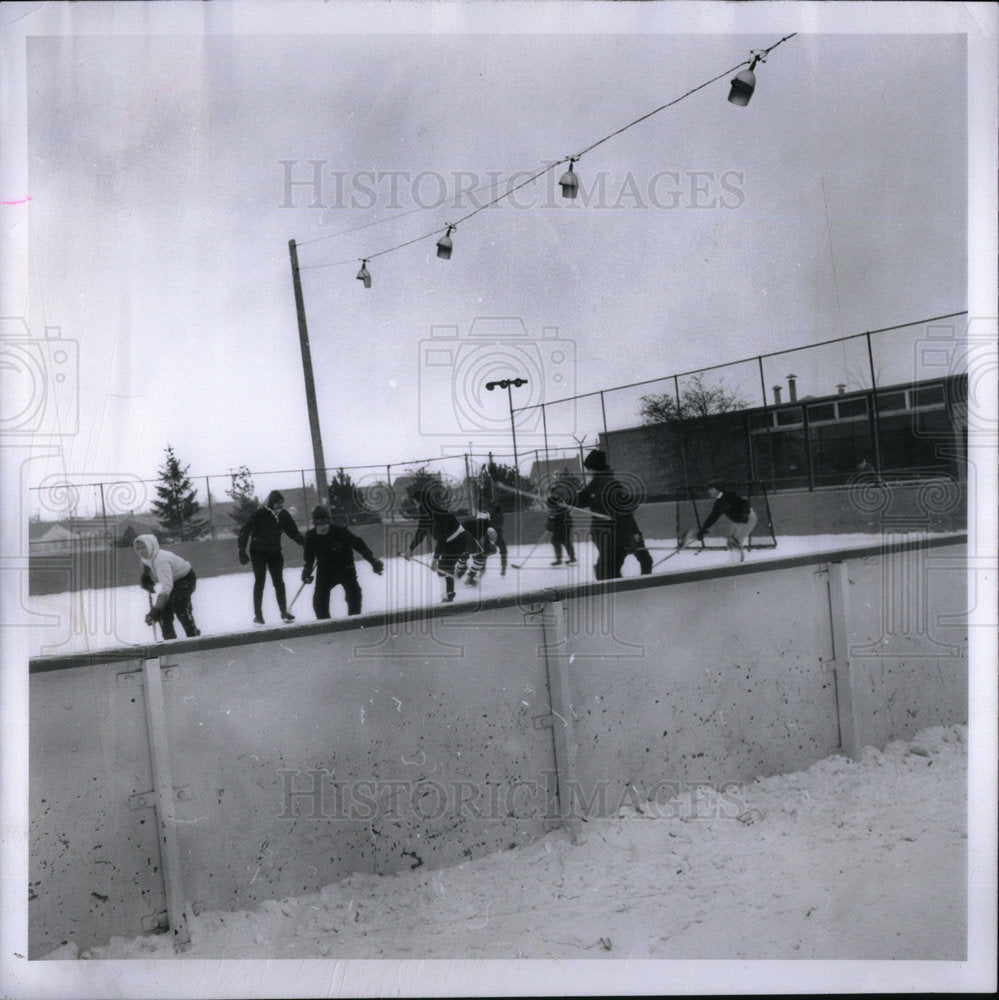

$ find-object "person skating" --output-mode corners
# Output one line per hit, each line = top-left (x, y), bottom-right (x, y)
(695, 481), (757, 562)
(455, 511), (498, 586)
(486, 500), (508, 575)
(301, 506), (384, 618)
(546, 471), (577, 566)
(237, 490), (305, 624)
(577, 449), (653, 580)
(404, 484), (481, 603)
(134, 534), (200, 640)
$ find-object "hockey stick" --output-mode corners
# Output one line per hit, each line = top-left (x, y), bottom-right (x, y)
(146, 592), (160, 642)
(652, 533), (695, 569)
(397, 550), (438, 572)
(510, 529), (553, 570)
(287, 580), (307, 611)
(493, 480), (613, 521)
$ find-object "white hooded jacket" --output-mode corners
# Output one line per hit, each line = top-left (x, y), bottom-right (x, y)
(134, 534), (192, 608)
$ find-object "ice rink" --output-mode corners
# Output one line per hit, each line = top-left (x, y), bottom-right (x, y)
(28, 533), (929, 659)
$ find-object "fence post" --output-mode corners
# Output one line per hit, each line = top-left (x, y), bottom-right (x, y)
(141, 656), (191, 947)
(205, 477), (216, 540)
(540, 597), (582, 842)
(865, 332), (885, 480)
(824, 561), (860, 759)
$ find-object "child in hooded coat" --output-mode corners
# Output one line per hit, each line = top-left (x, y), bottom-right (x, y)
(134, 534), (200, 640)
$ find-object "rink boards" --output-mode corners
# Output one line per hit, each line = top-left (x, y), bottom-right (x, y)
(27, 535), (968, 956)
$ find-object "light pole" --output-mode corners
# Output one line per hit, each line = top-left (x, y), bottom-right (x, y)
(288, 239), (328, 507)
(485, 378), (528, 480)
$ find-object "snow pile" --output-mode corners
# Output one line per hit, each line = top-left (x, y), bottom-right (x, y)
(63, 724), (966, 961)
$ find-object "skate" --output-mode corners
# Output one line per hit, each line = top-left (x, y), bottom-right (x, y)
(567, 557), (577, 565)
(464, 572), (478, 586)
(253, 615), (265, 626)
(280, 610), (295, 622)
(551, 559), (562, 566)
(441, 592), (455, 603)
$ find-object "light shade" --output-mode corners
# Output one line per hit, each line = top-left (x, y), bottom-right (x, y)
(728, 57), (759, 106)
(436, 227), (453, 260)
(356, 261), (371, 288)
(559, 161), (579, 199)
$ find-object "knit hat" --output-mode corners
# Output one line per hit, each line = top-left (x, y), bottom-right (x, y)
(266, 490), (285, 508)
(583, 449), (609, 472)
(311, 505), (330, 523)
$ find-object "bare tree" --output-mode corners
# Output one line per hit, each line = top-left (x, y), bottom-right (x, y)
(640, 374), (749, 424)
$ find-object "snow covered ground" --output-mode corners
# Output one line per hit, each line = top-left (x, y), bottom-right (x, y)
(46, 723), (967, 963)
(26, 530), (989, 993)
(28, 532), (928, 659)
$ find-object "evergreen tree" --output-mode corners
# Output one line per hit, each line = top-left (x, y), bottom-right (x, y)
(151, 445), (208, 541)
(226, 465), (259, 527)
(481, 460), (535, 513)
(327, 468), (379, 526)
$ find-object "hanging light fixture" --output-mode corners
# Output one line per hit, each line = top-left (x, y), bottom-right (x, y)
(436, 225), (454, 260)
(559, 158), (579, 199)
(356, 260), (371, 288)
(728, 53), (763, 106)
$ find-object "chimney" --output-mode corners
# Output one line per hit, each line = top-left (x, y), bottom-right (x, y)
(772, 384), (782, 405)
(787, 374), (798, 403)
(837, 383), (846, 395)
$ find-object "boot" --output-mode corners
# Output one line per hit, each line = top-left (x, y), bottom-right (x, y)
(254, 614), (265, 626)
(280, 610), (295, 622)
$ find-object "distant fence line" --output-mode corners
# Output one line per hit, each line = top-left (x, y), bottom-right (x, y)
(28, 311), (971, 541)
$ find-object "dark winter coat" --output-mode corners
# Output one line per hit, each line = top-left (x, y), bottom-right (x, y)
(238, 506), (305, 557)
(701, 490), (753, 531)
(460, 516), (495, 555)
(303, 525), (379, 579)
(577, 469), (639, 522)
(410, 510), (475, 560)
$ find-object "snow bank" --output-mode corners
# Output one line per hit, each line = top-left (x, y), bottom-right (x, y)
(64, 724), (966, 961)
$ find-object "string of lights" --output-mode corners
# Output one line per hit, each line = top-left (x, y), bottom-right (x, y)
(295, 33), (797, 286)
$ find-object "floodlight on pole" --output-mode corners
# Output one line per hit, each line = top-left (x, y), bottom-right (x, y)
(486, 378), (529, 485)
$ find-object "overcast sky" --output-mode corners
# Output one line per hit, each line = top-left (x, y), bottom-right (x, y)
(2, 2), (992, 518)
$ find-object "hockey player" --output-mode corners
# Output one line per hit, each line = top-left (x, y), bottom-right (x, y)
(546, 471), (578, 566)
(695, 481), (757, 562)
(237, 490), (305, 624)
(404, 484), (481, 603)
(577, 449), (653, 581)
(301, 506), (384, 618)
(455, 511), (498, 586)
(486, 500), (508, 575)
(134, 534), (200, 640)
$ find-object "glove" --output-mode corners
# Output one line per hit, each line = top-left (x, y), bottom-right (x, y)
(145, 607), (161, 626)
(239, 550), (249, 566)
(302, 572), (314, 584)
(140, 570), (155, 594)
(403, 551), (413, 562)
(371, 559), (384, 576)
